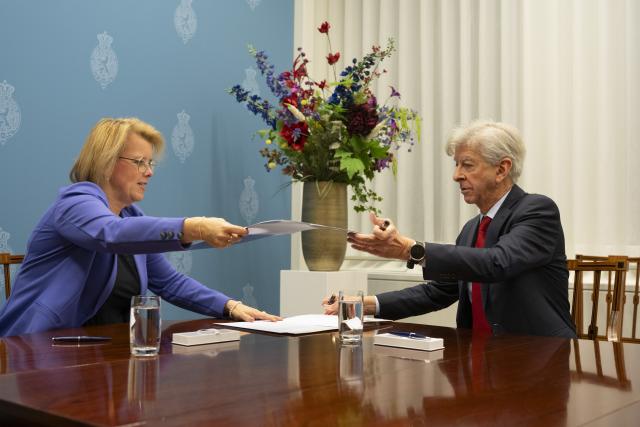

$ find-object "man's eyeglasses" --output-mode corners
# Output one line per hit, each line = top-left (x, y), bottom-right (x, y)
(119, 156), (157, 173)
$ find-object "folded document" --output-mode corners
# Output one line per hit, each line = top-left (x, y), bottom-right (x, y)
(191, 220), (350, 249)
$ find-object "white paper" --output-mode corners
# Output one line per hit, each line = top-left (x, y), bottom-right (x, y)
(222, 314), (392, 335)
(224, 314), (339, 335)
(191, 220), (350, 249)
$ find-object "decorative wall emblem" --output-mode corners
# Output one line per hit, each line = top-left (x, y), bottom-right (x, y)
(0, 227), (17, 294)
(174, 0), (197, 44)
(0, 81), (21, 146)
(166, 251), (193, 276)
(239, 176), (259, 225)
(0, 228), (11, 253)
(242, 283), (258, 308)
(246, 0), (262, 11)
(242, 67), (260, 96)
(171, 110), (194, 163)
(90, 32), (118, 89)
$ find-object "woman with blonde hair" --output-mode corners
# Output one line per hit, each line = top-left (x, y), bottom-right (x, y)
(0, 117), (279, 336)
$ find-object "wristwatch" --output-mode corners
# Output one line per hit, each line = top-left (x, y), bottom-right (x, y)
(406, 241), (425, 269)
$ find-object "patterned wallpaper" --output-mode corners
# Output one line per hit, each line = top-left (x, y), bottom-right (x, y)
(0, 0), (293, 318)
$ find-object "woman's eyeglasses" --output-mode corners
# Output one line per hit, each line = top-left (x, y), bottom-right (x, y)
(119, 156), (157, 173)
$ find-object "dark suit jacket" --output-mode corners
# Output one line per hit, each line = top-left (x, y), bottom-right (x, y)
(377, 185), (577, 338)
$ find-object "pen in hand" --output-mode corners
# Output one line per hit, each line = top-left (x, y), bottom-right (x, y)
(326, 294), (337, 305)
(379, 220), (390, 231)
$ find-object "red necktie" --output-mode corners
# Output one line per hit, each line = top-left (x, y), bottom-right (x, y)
(472, 216), (492, 332)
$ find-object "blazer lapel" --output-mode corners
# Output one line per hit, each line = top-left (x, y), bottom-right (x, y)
(484, 185), (526, 247)
(481, 185), (526, 308)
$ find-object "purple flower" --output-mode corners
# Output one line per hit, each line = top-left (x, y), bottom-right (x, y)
(346, 97), (379, 136)
(389, 86), (401, 98)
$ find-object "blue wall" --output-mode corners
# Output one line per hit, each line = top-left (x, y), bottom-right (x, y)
(0, 0), (293, 318)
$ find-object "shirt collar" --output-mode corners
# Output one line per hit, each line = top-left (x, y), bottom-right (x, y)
(484, 187), (512, 219)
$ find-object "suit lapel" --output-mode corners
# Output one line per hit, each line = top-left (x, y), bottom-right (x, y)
(481, 185), (526, 308)
(484, 185), (526, 247)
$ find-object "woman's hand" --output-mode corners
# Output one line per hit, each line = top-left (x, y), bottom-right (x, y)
(347, 212), (414, 260)
(182, 217), (248, 248)
(225, 300), (282, 322)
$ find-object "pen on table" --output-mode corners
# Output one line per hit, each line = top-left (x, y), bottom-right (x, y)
(388, 331), (428, 340)
(51, 336), (112, 343)
(379, 220), (390, 231)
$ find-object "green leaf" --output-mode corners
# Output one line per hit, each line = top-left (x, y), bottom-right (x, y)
(339, 157), (365, 179)
(369, 141), (388, 159)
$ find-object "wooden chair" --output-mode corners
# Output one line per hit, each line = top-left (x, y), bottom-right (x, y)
(627, 257), (640, 341)
(0, 252), (24, 299)
(568, 256), (629, 341)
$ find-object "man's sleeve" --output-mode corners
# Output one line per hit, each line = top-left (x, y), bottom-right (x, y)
(377, 280), (459, 320)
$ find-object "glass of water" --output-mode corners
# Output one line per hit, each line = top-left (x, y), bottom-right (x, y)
(338, 290), (364, 344)
(130, 295), (161, 356)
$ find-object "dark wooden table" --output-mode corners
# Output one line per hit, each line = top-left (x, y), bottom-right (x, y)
(0, 319), (638, 426)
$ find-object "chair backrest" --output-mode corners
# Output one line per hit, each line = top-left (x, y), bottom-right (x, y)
(568, 255), (629, 341)
(0, 252), (24, 299)
(627, 257), (640, 341)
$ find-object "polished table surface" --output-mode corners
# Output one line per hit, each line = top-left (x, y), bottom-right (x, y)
(0, 319), (638, 426)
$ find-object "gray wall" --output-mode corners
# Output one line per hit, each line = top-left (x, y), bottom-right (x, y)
(0, 0), (293, 318)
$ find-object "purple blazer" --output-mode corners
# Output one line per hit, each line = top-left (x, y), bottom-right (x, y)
(0, 182), (230, 336)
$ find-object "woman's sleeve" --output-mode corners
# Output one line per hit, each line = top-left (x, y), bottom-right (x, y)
(145, 253), (229, 318)
(53, 183), (187, 254)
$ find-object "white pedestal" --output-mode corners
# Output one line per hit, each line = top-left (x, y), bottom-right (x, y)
(280, 270), (368, 317)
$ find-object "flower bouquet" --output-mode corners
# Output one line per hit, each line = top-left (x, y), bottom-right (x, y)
(229, 21), (421, 213)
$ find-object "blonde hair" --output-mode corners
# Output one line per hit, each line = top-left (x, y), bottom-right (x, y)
(69, 117), (164, 186)
(445, 120), (526, 183)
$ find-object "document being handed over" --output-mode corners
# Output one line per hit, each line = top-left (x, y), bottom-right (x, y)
(192, 220), (350, 249)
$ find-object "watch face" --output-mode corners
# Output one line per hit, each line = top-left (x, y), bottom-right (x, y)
(410, 242), (425, 260)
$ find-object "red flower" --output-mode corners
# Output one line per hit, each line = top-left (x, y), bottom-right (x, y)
(316, 80), (327, 90)
(281, 94), (298, 108)
(293, 63), (307, 80)
(318, 21), (330, 34)
(280, 122), (309, 151)
(326, 52), (340, 65)
(346, 98), (379, 136)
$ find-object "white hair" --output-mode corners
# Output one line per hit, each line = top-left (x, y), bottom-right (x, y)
(445, 120), (526, 183)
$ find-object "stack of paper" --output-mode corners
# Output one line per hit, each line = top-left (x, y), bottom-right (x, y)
(224, 314), (338, 335)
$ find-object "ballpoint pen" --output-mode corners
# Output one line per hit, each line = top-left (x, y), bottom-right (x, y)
(51, 336), (112, 343)
(379, 220), (390, 231)
(326, 294), (337, 305)
(388, 331), (428, 340)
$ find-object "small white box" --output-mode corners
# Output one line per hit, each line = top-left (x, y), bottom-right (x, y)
(373, 333), (444, 352)
(373, 344), (444, 362)
(172, 328), (240, 346)
(172, 340), (240, 355)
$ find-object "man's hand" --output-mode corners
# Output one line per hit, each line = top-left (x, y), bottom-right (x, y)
(347, 212), (414, 261)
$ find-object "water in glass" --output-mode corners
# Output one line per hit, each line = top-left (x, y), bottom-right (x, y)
(338, 291), (364, 344)
(130, 296), (161, 356)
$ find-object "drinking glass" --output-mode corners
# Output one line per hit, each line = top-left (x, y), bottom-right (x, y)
(338, 290), (364, 344)
(130, 295), (161, 356)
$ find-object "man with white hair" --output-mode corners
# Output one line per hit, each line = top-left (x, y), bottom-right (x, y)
(333, 120), (576, 338)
